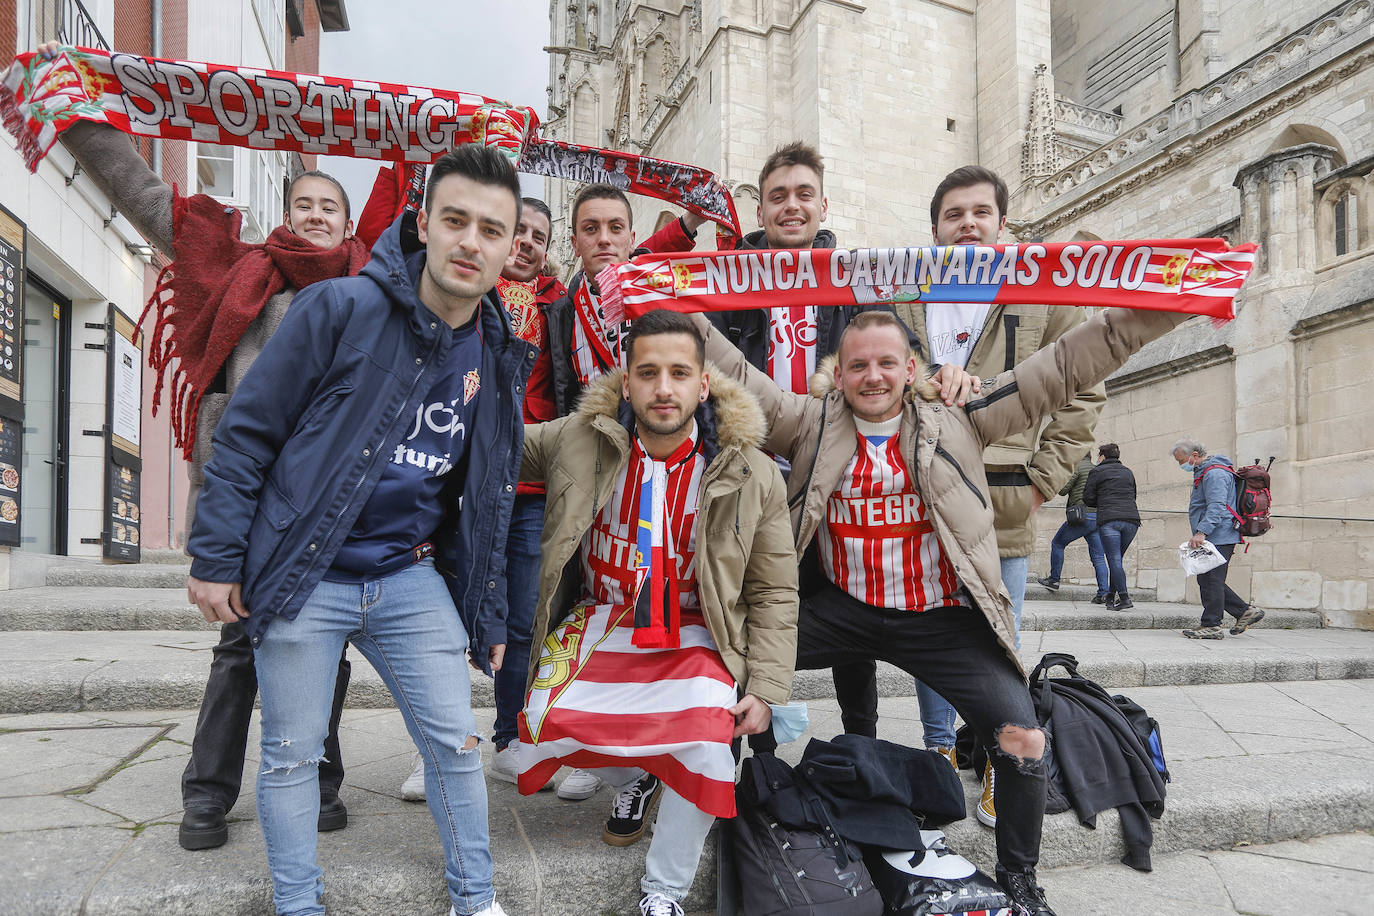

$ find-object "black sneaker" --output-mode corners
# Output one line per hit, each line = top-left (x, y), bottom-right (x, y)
(1035, 576), (1059, 591)
(602, 773), (662, 846)
(178, 804), (228, 851)
(996, 865), (1057, 916)
(638, 892), (684, 916)
(1090, 594), (1107, 605)
(1114, 594), (1134, 610)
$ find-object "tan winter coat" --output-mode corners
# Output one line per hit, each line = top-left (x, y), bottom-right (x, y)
(519, 369), (799, 706)
(700, 307), (1187, 674)
(890, 302), (1106, 557)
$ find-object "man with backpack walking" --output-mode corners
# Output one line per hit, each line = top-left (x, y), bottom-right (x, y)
(1172, 437), (1266, 639)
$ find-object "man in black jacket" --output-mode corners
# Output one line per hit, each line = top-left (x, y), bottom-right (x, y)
(706, 142), (857, 395)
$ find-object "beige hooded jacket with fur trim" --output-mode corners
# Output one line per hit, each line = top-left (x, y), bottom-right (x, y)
(698, 307), (1189, 674)
(519, 369), (799, 706)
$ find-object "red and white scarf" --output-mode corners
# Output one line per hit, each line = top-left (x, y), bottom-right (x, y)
(1, 46), (742, 237)
(596, 240), (1258, 324)
(570, 282), (622, 386)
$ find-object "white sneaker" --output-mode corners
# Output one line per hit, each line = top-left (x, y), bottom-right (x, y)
(489, 742), (552, 790)
(639, 892), (683, 916)
(400, 752), (426, 802)
(556, 767), (603, 800)
(453, 901), (509, 916)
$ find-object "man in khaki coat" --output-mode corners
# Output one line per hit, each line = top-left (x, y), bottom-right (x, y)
(834, 165), (1106, 827)
(698, 304), (1190, 916)
(516, 309), (797, 916)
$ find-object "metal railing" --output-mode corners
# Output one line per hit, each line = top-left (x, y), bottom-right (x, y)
(32, 0), (110, 51)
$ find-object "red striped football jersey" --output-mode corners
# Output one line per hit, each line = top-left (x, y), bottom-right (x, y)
(819, 429), (962, 611)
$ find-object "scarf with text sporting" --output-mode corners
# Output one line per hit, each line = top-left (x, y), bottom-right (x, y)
(0, 46), (743, 237)
(595, 239), (1259, 325)
(0, 46), (538, 168)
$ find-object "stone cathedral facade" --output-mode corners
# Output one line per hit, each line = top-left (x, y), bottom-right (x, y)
(544, 0), (1374, 625)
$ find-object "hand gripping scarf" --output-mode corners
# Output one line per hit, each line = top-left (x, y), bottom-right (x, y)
(595, 239), (1259, 325)
(1, 46), (743, 237)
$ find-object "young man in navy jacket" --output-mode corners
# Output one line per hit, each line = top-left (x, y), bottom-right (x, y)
(185, 144), (532, 916)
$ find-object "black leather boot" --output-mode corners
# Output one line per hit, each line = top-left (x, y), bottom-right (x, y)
(179, 804), (228, 851)
(996, 865), (1056, 916)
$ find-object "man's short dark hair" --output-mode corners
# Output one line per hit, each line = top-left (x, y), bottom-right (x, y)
(424, 145), (522, 223)
(836, 309), (913, 358)
(929, 165), (1009, 226)
(521, 196), (553, 228)
(286, 169), (351, 218)
(1098, 443), (1120, 460)
(625, 309), (705, 369)
(570, 183), (632, 231)
(759, 141), (824, 194)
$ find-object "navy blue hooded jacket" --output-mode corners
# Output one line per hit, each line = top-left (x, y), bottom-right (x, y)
(187, 217), (537, 671)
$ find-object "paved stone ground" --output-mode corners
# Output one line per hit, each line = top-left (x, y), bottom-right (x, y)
(3, 681), (1373, 915)
(1039, 831), (1374, 915)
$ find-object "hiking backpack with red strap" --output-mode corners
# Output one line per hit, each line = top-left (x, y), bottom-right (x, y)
(1199, 458), (1274, 538)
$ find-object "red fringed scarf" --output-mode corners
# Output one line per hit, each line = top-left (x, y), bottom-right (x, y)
(139, 193), (370, 459)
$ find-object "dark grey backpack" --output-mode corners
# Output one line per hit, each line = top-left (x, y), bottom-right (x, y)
(724, 752), (883, 916)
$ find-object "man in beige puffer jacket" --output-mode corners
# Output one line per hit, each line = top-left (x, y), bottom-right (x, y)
(698, 304), (1190, 916)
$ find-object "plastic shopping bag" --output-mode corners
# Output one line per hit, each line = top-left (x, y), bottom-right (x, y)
(1179, 540), (1226, 576)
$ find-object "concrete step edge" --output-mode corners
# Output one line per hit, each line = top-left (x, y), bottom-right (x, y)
(4, 649), (1372, 715)
(0, 591), (1323, 634)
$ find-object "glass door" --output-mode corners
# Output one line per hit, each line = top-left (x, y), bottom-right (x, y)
(20, 277), (69, 554)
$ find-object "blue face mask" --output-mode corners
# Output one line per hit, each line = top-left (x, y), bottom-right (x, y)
(1180, 460), (1193, 472)
(767, 702), (811, 744)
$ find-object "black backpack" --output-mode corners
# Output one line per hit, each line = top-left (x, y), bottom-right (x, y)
(723, 752), (883, 916)
(1111, 694), (1170, 783)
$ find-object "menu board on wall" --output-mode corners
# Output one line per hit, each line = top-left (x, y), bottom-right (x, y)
(0, 205), (24, 417)
(104, 305), (142, 562)
(105, 460), (140, 562)
(0, 415), (21, 547)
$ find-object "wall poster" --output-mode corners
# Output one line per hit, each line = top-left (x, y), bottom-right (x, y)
(104, 305), (142, 562)
(0, 205), (25, 546)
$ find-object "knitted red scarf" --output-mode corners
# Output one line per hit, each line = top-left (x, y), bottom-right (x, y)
(139, 193), (371, 459)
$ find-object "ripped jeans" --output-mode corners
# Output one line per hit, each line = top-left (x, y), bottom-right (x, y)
(253, 560), (492, 916)
(797, 581), (1047, 870)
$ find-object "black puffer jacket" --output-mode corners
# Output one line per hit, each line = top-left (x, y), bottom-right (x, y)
(1084, 457), (1140, 524)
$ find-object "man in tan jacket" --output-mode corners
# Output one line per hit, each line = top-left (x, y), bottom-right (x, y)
(517, 309), (797, 916)
(699, 304), (1190, 916)
(835, 165), (1106, 827)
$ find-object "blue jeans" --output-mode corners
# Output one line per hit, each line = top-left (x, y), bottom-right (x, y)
(1096, 520), (1139, 598)
(494, 494), (544, 750)
(1047, 510), (1109, 596)
(253, 561), (493, 916)
(600, 768), (716, 901)
(915, 555), (1028, 748)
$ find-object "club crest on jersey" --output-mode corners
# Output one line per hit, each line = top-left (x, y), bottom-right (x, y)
(463, 368), (481, 404)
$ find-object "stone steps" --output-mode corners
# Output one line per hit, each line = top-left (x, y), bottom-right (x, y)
(1, 624), (1366, 715)
(45, 563), (193, 588)
(0, 587), (1322, 634)
(4, 679), (1371, 915)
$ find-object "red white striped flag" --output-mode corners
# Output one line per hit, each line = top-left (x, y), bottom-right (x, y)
(517, 604), (739, 817)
